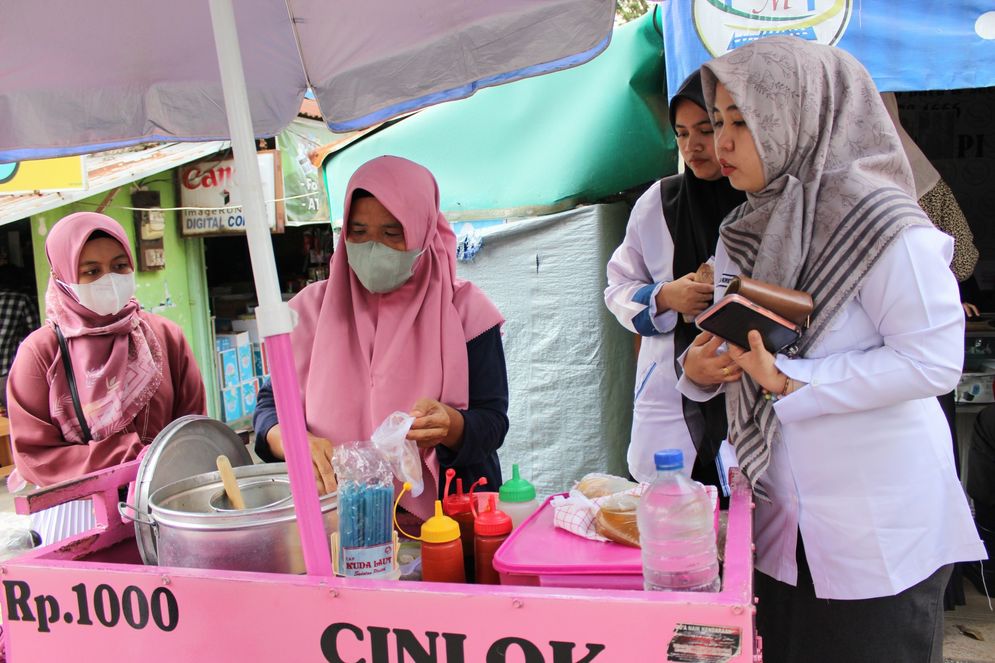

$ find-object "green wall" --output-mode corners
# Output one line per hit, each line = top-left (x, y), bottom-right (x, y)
(29, 177), (218, 417)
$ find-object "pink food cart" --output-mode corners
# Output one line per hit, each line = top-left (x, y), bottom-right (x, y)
(3, 463), (759, 662)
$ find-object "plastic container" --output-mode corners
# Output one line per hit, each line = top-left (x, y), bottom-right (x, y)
(442, 475), (475, 567)
(492, 494), (644, 589)
(417, 501), (466, 583)
(473, 494), (512, 585)
(394, 484), (465, 583)
(493, 488), (719, 590)
(441, 469), (490, 580)
(498, 464), (540, 529)
(637, 449), (719, 592)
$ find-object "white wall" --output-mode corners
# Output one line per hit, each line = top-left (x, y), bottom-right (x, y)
(456, 203), (635, 497)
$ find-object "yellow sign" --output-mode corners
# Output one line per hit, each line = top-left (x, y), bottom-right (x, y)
(0, 155), (87, 194)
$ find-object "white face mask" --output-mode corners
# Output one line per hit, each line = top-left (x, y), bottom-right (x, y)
(345, 240), (422, 294)
(64, 272), (136, 316)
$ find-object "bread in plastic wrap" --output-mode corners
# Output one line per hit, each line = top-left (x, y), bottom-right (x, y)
(574, 473), (638, 499)
(594, 493), (641, 547)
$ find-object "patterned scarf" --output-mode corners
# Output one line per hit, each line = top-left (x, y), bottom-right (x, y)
(700, 37), (931, 497)
(43, 212), (163, 443)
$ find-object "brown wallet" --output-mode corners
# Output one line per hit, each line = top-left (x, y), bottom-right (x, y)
(725, 276), (813, 327)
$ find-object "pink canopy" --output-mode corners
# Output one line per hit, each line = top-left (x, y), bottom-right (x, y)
(0, 0), (614, 162)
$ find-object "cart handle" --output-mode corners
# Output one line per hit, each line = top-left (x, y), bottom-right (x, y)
(117, 502), (155, 527)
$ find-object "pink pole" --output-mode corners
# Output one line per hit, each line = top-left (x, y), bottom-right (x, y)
(265, 333), (334, 576)
(208, 0), (332, 577)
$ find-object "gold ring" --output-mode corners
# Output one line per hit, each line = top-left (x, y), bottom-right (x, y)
(721, 367), (730, 376)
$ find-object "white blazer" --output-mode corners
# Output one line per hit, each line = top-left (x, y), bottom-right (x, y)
(605, 181), (697, 482)
(680, 225), (986, 600)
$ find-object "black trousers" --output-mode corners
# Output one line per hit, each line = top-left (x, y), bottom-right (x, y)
(756, 536), (951, 663)
(968, 403), (995, 514)
(937, 390), (966, 609)
(966, 404), (995, 595)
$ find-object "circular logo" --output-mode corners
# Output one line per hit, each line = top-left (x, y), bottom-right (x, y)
(693, 0), (853, 57)
(0, 161), (19, 184)
(977, 11), (995, 40)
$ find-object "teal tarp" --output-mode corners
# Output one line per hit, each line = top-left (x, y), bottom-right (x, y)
(324, 11), (677, 224)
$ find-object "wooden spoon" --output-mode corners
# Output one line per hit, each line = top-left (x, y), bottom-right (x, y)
(216, 455), (246, 510)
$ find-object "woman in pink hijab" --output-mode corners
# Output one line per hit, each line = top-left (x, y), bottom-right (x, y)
(253, 156), (507, 520)
(6, 212), (206, 488)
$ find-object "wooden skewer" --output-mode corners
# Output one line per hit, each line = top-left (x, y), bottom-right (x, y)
(216, 455), (246, 510)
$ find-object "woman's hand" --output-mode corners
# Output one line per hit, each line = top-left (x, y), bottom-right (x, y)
(726, 330), (785, 393)
(266, 425), (337, 495)
(307, 433), (337, 496)
(683, 332), (743, 386)
(656, 273), (714, 317)
(408, 398), (464, 450)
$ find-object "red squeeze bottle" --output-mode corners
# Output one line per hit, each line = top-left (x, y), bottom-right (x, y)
(443, 470), (487, 580)
(473, 494), (513, 585)
(419, 501), (466, 583)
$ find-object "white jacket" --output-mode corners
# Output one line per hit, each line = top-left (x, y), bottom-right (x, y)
(605, 182), (697, 482)
(680, 225), (986, 599)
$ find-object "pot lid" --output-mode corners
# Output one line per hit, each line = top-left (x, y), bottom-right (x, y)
(133, 415), (252, 565)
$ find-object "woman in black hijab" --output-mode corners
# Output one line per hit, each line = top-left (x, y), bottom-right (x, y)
(605, 69), (745, 489)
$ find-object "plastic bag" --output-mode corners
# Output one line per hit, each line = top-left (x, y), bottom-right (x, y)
(574, 473), (638, 499)
(333, 439), (393, 486)
(553, 478), (646, 542)
(371, 411), (424, 497)
(0, 513), (37, 562)
(332, 441), (396, 577)
(594, 493), (641, 547)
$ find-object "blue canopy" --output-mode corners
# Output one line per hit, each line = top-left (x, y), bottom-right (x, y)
(660, 1), (995, 97)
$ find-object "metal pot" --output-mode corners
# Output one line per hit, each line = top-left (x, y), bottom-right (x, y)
(121, 463), (337, 574)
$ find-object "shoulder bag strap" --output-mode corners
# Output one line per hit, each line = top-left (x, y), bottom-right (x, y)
(53, 324), (93, 443)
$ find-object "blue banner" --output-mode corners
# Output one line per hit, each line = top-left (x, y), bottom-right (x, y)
(660, 1), (995, 98)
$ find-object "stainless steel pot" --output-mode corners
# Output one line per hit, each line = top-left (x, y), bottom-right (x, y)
(121, 462), (337, 574)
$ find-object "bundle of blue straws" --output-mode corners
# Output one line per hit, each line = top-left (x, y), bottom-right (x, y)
(338, 480), (394, 549)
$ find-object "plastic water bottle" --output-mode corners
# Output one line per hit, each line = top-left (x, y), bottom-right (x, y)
(637, 449), (720, 592)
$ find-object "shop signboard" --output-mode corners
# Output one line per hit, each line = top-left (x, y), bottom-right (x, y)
(276, 124), (334, 226)
(179, 150), (285, 236)
(0, 155), (86, 194)
(660, 1), (995, 98)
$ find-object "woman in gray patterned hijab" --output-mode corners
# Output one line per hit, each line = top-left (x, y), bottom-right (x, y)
(703, 36), (931, 492)
(681, 36), (984, 663)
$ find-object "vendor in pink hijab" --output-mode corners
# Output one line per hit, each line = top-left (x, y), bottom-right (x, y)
(253, 156), (507, 520)
(6, 212), (206, 487)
